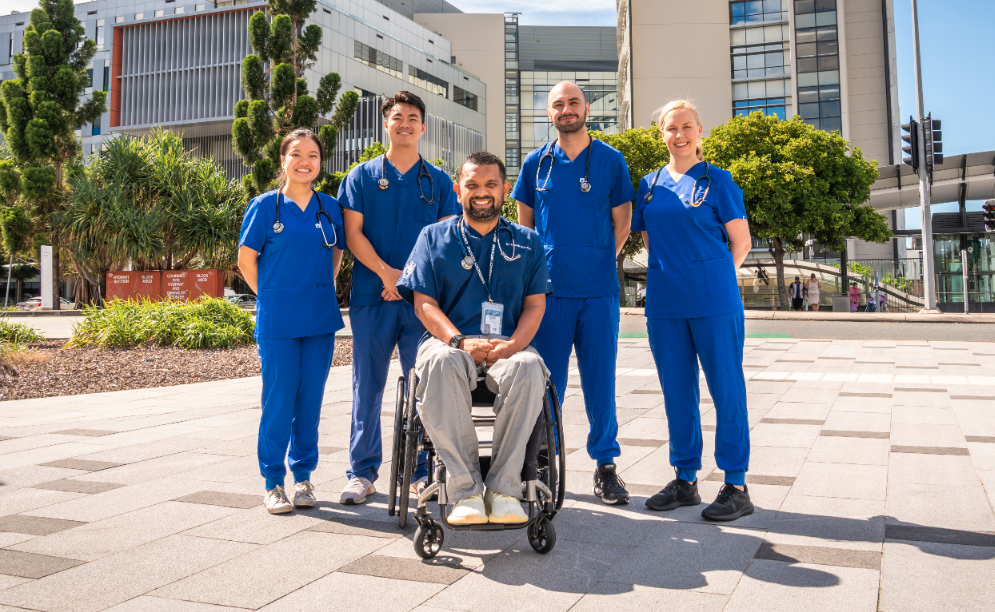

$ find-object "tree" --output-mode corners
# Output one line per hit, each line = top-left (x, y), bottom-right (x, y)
(232, 0), (359, 199)
(54, 129), (244, 305)
(705, 112), (890, 309)
(590, 126), (670, 297)
(0, 0), (105, 310)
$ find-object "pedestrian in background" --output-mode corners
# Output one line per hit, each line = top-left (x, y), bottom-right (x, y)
(849, 282), (861, 312)
(789, 276), (804, 311)
(806, 273), (820, 311)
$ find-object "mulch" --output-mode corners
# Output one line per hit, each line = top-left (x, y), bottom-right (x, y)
(0, 338), (354, 402)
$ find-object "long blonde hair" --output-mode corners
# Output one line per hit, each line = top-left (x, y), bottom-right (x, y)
(653, 99), (704, 162)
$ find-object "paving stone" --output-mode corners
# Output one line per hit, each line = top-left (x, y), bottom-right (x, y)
(173, 490), (261, 509)
(51, 429), (118, 437)
(0, 574), (32, 591)
(0, 514), (85, 536)
(0, 534), (255, 612)
(33, 479), (125, 495)
(151, 531), (389, 609)
(338, 554), (468, 584)
(838, 392), (892, 398)
(103, 596), (248, 611)
(891, 445), (970, 456)
(260, 572), (445, 612)
(768, 495), (885, 552)
(617, 438), (666, 447)
(27, 477), (200, 523)
(792, 463), (888, 500)
(966, 435), (995, 443)
(0, 549), (86, 579)
(754, 542), (881, 570)
(821, 430), (890, 439)
(888, 453), (981, 487)
(306, 516), (407, 539)
(73, 451), (232, 486)
(880, 540), (995, 612)
(703, 473), (795, 486)
(39, 459), (123, 472)
(807, 436), (891, 466)
(750, 423), (822, 448)
(886, 482), (995, 532)
(570, 583), (728, 611)
(725, 560), (880, 612)
(884, 524), (995, 548)
(0, 488), (87, 519)
(760, 418), (826, 425)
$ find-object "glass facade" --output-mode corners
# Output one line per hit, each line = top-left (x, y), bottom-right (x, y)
(454, 85), (477, 112)
(408, 66), (448, 98)
(794, 0), (842, 132)
(730, 0), (789, 25)
(519, 72), (619, 153)
(505, 14), (521, 176)
(354, 41), (403, 80)
(934, 235), (995, 307)
(730, 19), (792, 120)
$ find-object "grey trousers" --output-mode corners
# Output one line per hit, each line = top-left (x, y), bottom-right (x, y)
(414, 336), (549, 501)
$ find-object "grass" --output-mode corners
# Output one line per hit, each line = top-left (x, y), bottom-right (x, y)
(68, 297), (255, 349)
(0, 318), (44, 345)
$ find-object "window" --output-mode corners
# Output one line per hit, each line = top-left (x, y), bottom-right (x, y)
(154, 10), (164, 17)
(734, 98), (787, 120)
(175, 7), (184, 14)
(115, 16), (124, 23)
(86, 64), (93, 88)
(454, 86), (478, 112)
(505, 113), (519, 136)
(730, 0), (787, 26)
(506, 147), (520, 169)
(135, 13), (144, 19)
(731, 46), (789, 79)
(794, 0), (841, 132)
(353, 41), (402, 79)
(92, 115), (101, 136)
(409, 67), (448, 98)
(103, 60), (110, 92)
(196, 4), (206, 11)
(95, 19), (104, 50)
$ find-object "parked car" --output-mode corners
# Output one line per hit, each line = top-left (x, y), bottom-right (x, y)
(16, 297), (76, 311)
(226, 294), (257, 310)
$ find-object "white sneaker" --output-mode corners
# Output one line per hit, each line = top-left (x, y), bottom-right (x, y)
(485, 490), (528, 524)
(339, 477), (375, 505)
(447, 494), (488, 525)
(293, 480), (316, 508)
(265, 485), (293, 514)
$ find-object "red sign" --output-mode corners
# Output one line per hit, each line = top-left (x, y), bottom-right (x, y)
(161, 271), (191, 301)
(132, 271), (161, 299)
(104, 270), (224, 302)
(189, 270), (224, 300)
(106, 271), (132, 301)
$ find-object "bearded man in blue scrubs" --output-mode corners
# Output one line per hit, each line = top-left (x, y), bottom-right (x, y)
(513, 81), (636, 505)
(338, 91), (460, 504)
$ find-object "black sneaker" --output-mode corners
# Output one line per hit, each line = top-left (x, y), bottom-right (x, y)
(593, 463), (629, 505)
(701, 483), (755, 521)
(645, 477), (701, 511)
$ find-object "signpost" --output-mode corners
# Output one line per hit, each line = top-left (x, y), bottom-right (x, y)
(103, 270), (221, 302)
(40, 245), (53, 309)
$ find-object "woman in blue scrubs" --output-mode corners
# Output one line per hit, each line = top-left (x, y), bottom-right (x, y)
(238, 128), (345, 514)
(632, 100), (755, 521)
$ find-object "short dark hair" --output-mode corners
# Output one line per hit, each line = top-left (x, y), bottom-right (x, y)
(381, 90), (426, 122)
(457, 151), (506, 183)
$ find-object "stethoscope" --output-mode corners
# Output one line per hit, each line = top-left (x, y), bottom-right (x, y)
(644, 161), (712, 207)
(535, 138), (594, 193)
(378, 154), (439, 205)
(272, 189), (338, 248)
(456, 217), (521, 272)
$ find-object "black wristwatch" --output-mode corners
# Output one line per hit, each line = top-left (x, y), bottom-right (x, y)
(449, 334), (466, 349)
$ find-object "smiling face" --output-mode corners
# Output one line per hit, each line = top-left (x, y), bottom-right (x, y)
(384, 102), (426, 147)
(661, 108), (704, 163)
(455, 162), (509, 223)
(280, 136), (322, 187)
(547, 82), (590, 135)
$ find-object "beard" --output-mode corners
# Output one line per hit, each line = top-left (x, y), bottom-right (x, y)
(553, 109), (587, 134)
(464, 196), (501, 222)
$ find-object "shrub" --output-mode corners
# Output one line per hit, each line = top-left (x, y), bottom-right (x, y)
(0, 318), (44, 344)
(68, 297), (255, 349)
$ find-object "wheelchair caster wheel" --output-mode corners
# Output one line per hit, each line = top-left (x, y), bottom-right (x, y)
(528, 516), (556, 554)
(414, 520), (445, 559)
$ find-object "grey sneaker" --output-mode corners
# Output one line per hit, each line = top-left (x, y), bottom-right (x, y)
(293, 480), (316, 508)
(339, 477), (375, 505)
(265, 485), (293, 514)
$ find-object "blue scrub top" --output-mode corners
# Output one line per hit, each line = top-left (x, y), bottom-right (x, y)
(337, 155), (460, 306)
(632, 162), (748, 319)
(512, 138), (636, 298)
(397, 216), (551, 346)
(239, 189), (346, 339)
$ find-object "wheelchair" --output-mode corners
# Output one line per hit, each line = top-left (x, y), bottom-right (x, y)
(387, 367), (566, 559)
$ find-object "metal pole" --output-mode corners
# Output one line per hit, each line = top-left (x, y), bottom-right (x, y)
(961, 249), (969, 314)
(912, 0), (939, 312)
(3, 254), (11, 309)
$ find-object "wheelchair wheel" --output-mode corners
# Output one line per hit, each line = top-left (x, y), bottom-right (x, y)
(548, 384), (567, 510)
(528, 516), (556, 554)
(414, 519), (445, 559)
(397, 368), (419, 529)
(387, 376), (406, 517)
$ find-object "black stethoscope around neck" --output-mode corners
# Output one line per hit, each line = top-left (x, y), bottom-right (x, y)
(272, 189), (337, 248)
(644, 161), (712, 207)
(455, 217), (522, 271)
(378, 154), (439, 205)
(535, 138), (594, 193)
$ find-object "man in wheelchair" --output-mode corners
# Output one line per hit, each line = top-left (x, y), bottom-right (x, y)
(396, 151), (551, 525)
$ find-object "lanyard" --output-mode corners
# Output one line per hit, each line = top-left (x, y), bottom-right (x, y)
(458, 218), (497, 303)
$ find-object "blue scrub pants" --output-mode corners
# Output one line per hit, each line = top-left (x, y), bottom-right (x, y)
(257, 333), (336, 490)
(534, 295), (621, 463)
(348, 301), (425, 482)
(646, 311), (749, 485)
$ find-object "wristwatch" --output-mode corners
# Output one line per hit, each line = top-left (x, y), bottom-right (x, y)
(449, 334), (466, 349)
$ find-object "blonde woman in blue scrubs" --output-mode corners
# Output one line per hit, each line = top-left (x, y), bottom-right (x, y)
(632, 100), (755, 521)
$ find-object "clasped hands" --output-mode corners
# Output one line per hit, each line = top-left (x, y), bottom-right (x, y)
(461, 338), (519, 366)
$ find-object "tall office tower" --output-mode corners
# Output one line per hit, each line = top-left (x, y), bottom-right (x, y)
(617, 0), (902, 258)
(416, 12), (619, 179)
(0, 0), (486, 176)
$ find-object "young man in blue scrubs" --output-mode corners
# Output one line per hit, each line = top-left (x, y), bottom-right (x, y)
(513, 81), (636, 505)
(338, 91), (460, 504)
(397, 151), (550, 525)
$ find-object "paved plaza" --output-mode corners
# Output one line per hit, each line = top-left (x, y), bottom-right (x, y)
(1, 336), (995, 611)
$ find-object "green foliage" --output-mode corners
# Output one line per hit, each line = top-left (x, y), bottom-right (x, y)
(704, 112), (890, 308)
(68, 297), (254, 349)
(0, 205), (34, 256)
(0, 318), (44, 344)
(232, 0), (356, 195)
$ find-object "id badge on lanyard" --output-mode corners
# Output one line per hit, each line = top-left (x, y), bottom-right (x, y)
(481, 302), (504, 335)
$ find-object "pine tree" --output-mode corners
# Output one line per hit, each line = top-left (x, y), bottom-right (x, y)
(232, 0), (359, 198)
(0, 0), (105, 310)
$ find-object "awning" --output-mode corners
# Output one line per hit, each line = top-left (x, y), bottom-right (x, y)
(869, 151), (995, 211)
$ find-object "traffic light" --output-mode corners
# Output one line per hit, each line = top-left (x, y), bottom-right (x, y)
(901, 117), (919, 174)
(923, 113), (943, 174)
(984, 199), (995, 233)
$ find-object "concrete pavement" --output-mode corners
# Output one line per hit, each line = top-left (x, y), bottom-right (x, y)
(1, 337), (994, 610)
